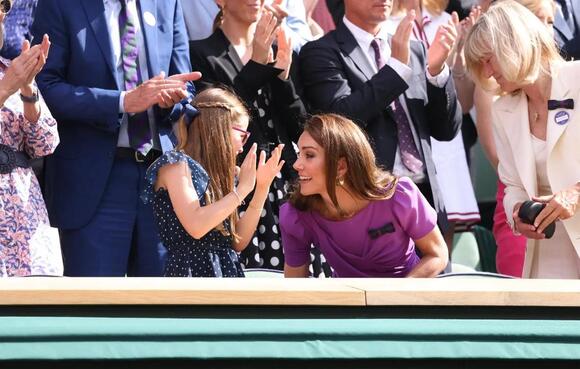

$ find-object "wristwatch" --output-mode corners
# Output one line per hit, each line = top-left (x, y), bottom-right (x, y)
(20, 89), (39, 103)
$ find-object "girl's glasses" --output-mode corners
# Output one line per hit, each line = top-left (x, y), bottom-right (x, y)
(0, 0), (11, 15)
(232, 126), (251, 145)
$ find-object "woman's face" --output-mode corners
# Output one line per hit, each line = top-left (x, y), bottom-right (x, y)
(534, 0), (555, 35)
(231, 116), (250, 155)
(293, 131), (328, 196)
(218, 0), (264, 24)
(481, 54), (520, 93)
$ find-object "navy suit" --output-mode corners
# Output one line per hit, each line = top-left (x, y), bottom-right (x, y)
(299, 22), (462, 230)
(32, 0), (190, 276)
(554, 0), (580, 60)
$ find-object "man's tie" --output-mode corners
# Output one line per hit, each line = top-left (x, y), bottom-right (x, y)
(119, 0), (153, 155)
(562, 0), (576, 31)
(370, 39), (423, 173)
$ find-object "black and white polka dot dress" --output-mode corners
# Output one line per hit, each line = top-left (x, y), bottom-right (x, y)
(237, 89), (332, 278)
(142, 151), (244, 277)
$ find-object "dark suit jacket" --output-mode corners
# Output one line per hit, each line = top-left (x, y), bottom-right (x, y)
(554, 0), (580, 60)
(32, 0), (190, 229)
(298, 22), (462, 221)
(189, 29), (306, 175)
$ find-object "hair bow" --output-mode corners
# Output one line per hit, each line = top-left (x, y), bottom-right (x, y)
(547, 98), (574, 110)
(168, 81), (199, 127)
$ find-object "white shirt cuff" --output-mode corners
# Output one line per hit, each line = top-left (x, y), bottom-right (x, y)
(119, 91), (126, 113)
(386, 57), (412, 84)
(426, 64), (450, 88)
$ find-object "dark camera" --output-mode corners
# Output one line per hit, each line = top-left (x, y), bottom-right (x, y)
(517, 201), (556, 239)
(0, 0), (11, 15)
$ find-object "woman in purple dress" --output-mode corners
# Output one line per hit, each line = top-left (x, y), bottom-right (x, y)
(0, 1), (62, 276)
(280, 114), (448, 278)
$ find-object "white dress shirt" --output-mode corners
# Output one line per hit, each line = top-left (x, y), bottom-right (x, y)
(103, 0), (159, 149)
(343, 16), (450, 182)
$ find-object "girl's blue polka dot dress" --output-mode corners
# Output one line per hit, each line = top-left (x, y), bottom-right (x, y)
(142, 151), (245, 277)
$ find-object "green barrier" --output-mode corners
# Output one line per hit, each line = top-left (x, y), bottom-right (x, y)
(2, 316), (580, 361)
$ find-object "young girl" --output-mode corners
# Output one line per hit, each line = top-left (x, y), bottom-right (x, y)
(142, 87), (284, 277)
(188, 0), (318, 275)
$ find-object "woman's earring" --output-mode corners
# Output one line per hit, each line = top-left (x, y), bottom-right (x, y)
(337, 177), (344, 186)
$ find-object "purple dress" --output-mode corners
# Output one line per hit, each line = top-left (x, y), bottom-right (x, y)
(280, 177), (437, 277)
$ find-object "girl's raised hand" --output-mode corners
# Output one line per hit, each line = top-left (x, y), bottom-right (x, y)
(256, 144), (285, 192)
(237, 143), (258, 199)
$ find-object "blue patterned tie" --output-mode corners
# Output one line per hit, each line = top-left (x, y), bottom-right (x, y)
(119, 0), (153, 155)
(370, 39), (423, 173)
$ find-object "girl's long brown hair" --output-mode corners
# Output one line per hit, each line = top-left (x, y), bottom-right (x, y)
(289, 114), (398, 215)
(176, 87), (249, 239)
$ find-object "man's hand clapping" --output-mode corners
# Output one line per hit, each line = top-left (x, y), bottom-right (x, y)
(123, 71), (202, 113)
(427, 18), (458, 76)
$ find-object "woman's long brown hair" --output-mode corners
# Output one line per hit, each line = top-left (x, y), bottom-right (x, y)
(176, 87), (249, 239)
(289, 114), (398, 216)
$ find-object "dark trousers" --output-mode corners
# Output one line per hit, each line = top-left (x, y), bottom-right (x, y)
(60, 156), (166, 276)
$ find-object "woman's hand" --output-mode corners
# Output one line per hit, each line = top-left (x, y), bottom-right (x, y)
(454, 7), (481, 55)
(512, 202), (545, 240)
(20, 34), (51, 94)
(0, 40), (43, 99)
(237, 143), (258, 199)
(256, 144), (285, 192)
(274, 26), (292, 80)
(532, 184), (580, 234)
(251, 8), (280, 65)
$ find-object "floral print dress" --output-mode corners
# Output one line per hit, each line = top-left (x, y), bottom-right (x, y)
(0, 57), (62, 277)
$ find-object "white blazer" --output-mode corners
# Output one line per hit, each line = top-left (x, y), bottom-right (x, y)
(492, 61), (580, 277)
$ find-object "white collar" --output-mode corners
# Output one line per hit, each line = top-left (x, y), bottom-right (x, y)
(342, 15), (391, 52)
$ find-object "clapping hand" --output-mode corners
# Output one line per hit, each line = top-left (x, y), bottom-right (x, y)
(237, 143), (258, 200)
(123, 71), (202, 113)
(427, 18), (458, 76)
(391, 10), (415, 66)
(274, 26), (293, 80)
(455, 6), (481, 54)
(0, 35), (50, 98)
(252, 7), (281, 65)
(256, 144), (285, 192)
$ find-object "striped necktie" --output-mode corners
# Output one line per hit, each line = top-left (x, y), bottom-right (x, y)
(119, 0), (153, 155)
(370, 39), (423, 173)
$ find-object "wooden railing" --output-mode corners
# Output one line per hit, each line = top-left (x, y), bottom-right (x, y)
(1, 277), (579, 306)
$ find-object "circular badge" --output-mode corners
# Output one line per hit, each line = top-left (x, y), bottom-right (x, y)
(144, 11), (156, 27)
(554, 111), (570, 125)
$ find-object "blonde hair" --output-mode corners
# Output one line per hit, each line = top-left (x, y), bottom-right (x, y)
(391, 0), (449, 17)
(176, 87), (249, 240)
(423, 0), (449, 15)
(464, 0), (563, 93)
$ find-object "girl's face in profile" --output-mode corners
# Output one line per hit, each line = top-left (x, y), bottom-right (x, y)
(231, 116), (250, 155)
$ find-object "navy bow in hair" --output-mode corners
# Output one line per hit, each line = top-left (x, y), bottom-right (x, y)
(548, 98), (574, 110)
(168, 82), (199, 127)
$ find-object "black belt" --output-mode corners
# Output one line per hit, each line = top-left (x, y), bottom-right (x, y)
(115, 147), (161, 167)
(0, 144), (30, 174)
